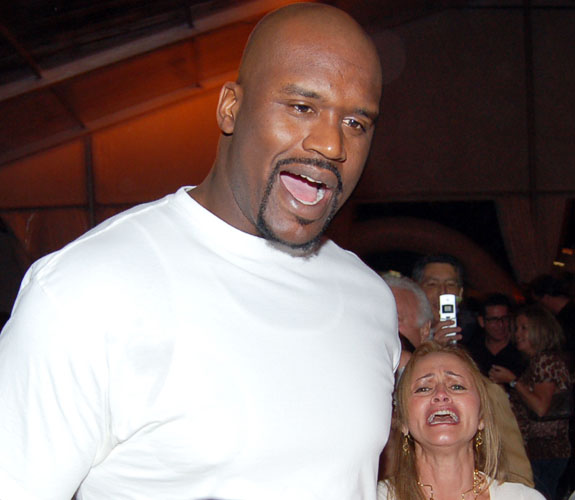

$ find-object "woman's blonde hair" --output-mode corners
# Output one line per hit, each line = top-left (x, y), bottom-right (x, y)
(386, 341), (504, 500)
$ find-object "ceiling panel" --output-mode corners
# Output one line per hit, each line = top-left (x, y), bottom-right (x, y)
(0, 140), (87, 208)
(196, 20), (257, 81)
(56, 39), (200, 124)
(0, 89), (83, 156)
(1, 0), (188, 69)
(92, 88), (221, 204)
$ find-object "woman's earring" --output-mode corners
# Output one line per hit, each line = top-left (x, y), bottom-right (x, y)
(475, 430), (483, 454)
(402, 433), (410, 455)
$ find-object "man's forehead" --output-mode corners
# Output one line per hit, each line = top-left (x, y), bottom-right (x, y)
(486, 304), (509, 315)
(239, 3), (382, 91)
(244, 14), (382, 100)
(266, 36), (380, 87)
(422, 263), (459, 281)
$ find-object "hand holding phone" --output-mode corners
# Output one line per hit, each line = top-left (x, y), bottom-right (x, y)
(439, 294), (458, 344)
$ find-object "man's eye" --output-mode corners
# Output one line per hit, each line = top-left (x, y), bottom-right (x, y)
(343, 118), (366, 132)
(292, 104), (313, 113)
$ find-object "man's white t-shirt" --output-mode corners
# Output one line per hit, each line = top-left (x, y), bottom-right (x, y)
(0, 187), (399, 500)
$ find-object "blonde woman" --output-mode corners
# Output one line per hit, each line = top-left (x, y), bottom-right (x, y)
(379, 342), (543, 500)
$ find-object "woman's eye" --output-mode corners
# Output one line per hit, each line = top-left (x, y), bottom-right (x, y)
(414, 386), (430, 393)
(451, 384), (466, 391)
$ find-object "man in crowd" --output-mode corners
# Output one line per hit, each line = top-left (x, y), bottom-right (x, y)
(412, 254), (466, 344)
(381, 270), (533, 487)
(468, 293), (526, 379)
(0, 4), (399, 499)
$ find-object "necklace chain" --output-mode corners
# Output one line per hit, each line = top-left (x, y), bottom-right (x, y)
(417, 469), (483, 500)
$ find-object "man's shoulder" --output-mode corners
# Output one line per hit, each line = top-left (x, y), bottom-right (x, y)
(319, 239), (377, 273)
(319, 241), (393, 292)
(22, 192), (184, 302)
(34, 193), (177, 272)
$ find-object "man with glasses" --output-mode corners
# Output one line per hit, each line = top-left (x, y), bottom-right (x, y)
(468, 293), (526, 379)
(412, 254), (466, 344)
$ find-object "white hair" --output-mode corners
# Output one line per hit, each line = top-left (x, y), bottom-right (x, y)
(380, 272), (433, 329)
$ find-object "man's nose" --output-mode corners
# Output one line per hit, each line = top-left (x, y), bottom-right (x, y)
(302, 114), (346, 162)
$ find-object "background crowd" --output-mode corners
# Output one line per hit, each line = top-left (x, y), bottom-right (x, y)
(379, 254), (574, 500)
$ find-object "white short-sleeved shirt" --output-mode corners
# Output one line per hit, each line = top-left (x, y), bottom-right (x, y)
(0, 187), (400, 500)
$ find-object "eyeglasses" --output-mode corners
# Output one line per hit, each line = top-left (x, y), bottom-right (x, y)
(484, 315), (511, 325)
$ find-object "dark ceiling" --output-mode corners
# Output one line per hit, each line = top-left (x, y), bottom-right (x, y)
(0, 0), (472, 89)
(3, 0), (572, 94)
(0, 1), (233, 84)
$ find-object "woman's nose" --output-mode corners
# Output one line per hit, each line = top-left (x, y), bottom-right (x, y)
(432, 384), (451, 403)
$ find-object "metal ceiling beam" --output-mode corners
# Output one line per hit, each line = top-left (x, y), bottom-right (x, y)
(0, 22), (43, 80)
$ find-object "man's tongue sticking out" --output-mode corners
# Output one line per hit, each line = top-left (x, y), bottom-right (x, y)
(280, 172), (324, 206)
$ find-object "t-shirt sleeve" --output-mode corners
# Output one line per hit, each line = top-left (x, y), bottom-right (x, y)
(0, 271), (109, 500)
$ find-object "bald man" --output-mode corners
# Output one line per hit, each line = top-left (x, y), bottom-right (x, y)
(0, 4), (399, 499)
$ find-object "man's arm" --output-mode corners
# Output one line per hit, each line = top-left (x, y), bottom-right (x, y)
(0, 274), (108, 500)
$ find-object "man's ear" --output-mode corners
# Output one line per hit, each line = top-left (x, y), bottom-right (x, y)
(478, 316), (485, 329)
(217, 82), (242, 134)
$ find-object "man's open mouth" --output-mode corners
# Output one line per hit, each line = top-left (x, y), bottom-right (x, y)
(427, 409), (459, 425)
(279, 171), (329, 206)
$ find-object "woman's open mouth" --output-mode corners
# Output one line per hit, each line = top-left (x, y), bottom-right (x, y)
(427, 409), (459, 425)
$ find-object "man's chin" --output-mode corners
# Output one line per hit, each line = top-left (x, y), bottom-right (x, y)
(256, 219), (328, 257)
(264, 237), (325, 257)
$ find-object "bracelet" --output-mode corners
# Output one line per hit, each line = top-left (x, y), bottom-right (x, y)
(509, 380), (517, 389)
